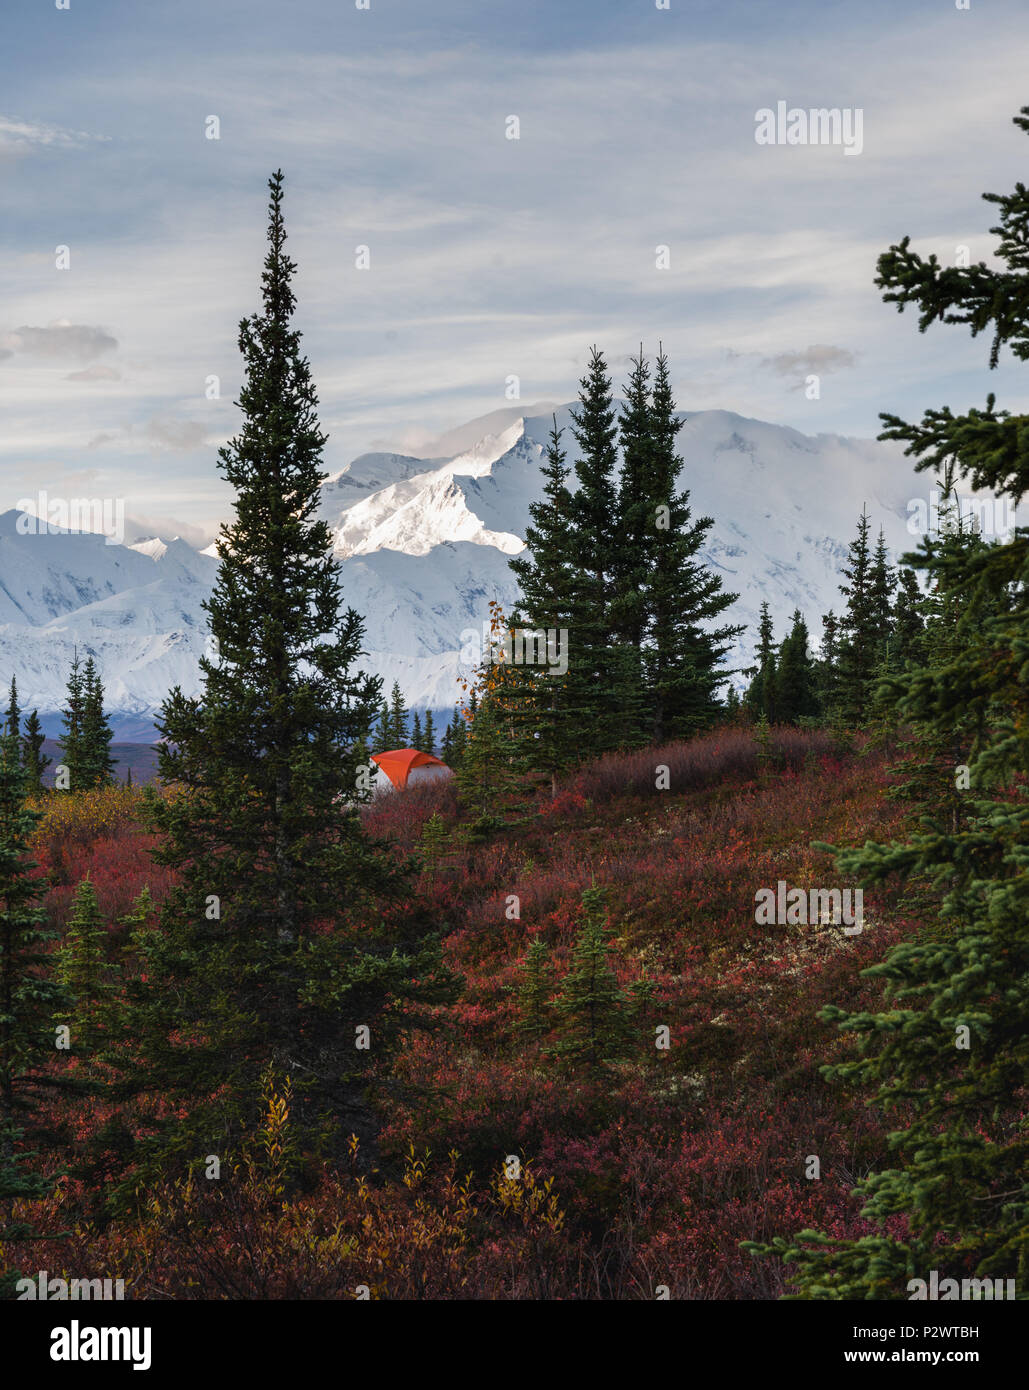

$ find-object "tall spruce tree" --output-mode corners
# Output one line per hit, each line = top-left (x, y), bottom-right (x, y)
(644, 349), (741, 741)
(869, 528), (896, 662)
(608, 349), (654, 744)
(58, 652), (86, 792)
(565, 347), (624, 753)
(139, 171), (455, 1167)
(5, 678), (20, 743)
(386, 680), (409, 750)
(836, 508), (879, 724)
(79, 656), (116, 790)
(507, 417), (581, 791)
(0, 720), (66, 1293)
(748, 105), (1029, 1298)
(892, 566), (926, 665)
(371, 699), (390, 754)
(775, 610), (820, 723)
(21, 711), (49, 795)
(745, 602), (778, 723)
(817, 610), (842, 716)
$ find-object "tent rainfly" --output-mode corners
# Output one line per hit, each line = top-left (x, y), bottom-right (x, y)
(371, 748), (453, 791)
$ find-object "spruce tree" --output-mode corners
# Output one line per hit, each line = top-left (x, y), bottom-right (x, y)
(507, 418), (581, 791)
(817, 610), (842, 716)
(836, 508), (879, 724)
(870, 527), (896, 665)
(892, 566), (926, 664)
(371, 700), (390, 754)
(5, 678), (20, 743)
(21, 711), (49, 795)
(0, 721), (66, 1292)
(423, 708), (435, 757)
(439, 713), (455, 767)
(443, 707), (466, 769)
(513, 936), (553, 1042)
(749, 105), (1029, 1297)
(745, 602), (778, 723)
(418, 812), (449, 881)
(386, 680), (409, 749)
(139, 171), (456, 1167)
(645, 348), (742, 742)
(456, 688), (521, 831)
(776, 610), (820, 723)
(59, 651), (86, 792)
(411, 711), (423, 753)
(55, 877), (113, 1054)
(608, 349), (653, 744)
(552, 887), (631, 1067)
(79, 656), (116, 790)
(564, 347), (623, 753)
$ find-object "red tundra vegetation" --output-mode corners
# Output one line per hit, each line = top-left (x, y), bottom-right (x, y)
(7, 726), (922, 1298)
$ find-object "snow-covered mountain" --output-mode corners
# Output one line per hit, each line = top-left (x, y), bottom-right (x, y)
(0, 404), (942, 736)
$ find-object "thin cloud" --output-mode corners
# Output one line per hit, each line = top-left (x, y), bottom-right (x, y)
(66, 365), (122, 382)
(1, 322), (118, 364)
(0, 115), (107, 155)
(144, 416), (208, 451)
(760, 345), (858, 377)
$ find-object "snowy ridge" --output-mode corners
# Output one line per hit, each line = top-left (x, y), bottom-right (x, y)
(0, 404), (932, 734)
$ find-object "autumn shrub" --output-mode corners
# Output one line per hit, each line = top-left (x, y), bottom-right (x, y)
(564, 725), (840, 803)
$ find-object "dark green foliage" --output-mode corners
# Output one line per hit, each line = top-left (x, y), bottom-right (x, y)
(418, 812), (449, 881)
(133, 171), (457, 1171)
(564, 348), (624, 755)
(745, 602), (777, 722)
(870, 528), (896, 664)
(749, 105), (1029, 1299)
(58, 652), (86, 792)
(386, 681), (409, 750)
(79, 657), (116, 791)
(551, 887), (631, 1067)
(892, 566), (926, 663)
(0, 722), (66, 1290)
(507, 418), (582, 791)
(836, 508), (880, 724)
(513, 936), (553, 1042)
(455, 690), (520, 828)
(20, 711), (49, 795)
(775, 610), (820, 724)
(5, 679), (20, 744)
(371, 700), (390, 754)
(55, 877), (113, 1055)
(57, 655), (116, 792)
(509, 346), (740, 768)
(817, 610), (842, 714)
(440, 706), (467, 769)
(644, 350), (742, 742)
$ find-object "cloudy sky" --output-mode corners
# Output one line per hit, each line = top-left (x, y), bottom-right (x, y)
(3, 0), (1029, 543)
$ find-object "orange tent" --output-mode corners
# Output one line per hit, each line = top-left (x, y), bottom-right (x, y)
(371, 748), (451, 790)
